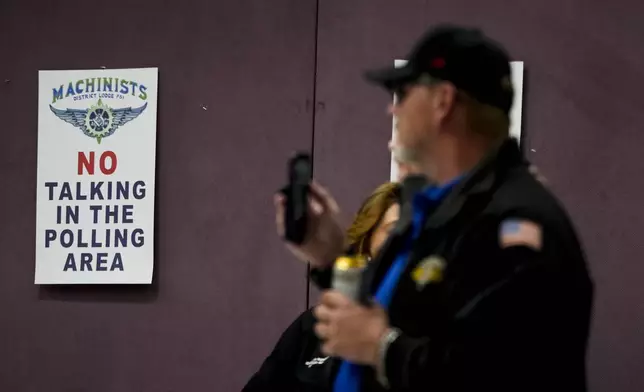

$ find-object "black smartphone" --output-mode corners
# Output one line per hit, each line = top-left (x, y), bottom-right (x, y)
(284, 153), (311, 245)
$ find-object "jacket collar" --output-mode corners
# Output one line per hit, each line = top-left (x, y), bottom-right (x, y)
(422, 138), (524, 230)
(358, 138), (525, 304)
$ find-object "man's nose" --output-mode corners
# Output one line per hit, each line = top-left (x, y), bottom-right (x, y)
(387, 103), (396, 116)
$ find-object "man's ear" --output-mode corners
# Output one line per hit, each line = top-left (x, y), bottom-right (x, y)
(432, 82), (458, 120)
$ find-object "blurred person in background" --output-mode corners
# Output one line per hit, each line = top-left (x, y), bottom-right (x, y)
(242, 181), (401, 392)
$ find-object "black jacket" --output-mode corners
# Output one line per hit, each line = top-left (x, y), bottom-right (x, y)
(311, 139), (593, 392)
(242, 308), (335, 392)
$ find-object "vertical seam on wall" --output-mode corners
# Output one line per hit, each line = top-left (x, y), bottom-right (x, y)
(306, 0), (321, 311)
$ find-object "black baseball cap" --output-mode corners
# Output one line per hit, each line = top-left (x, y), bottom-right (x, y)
(365, 24), (514, 114)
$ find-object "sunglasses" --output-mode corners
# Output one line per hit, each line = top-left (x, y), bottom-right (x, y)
(392, 74), (445, 103)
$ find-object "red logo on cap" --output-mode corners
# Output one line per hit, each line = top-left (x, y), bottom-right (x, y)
(430, 58), (446, 69)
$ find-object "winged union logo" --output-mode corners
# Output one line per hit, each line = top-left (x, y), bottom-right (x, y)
(50, 98), (147, 144)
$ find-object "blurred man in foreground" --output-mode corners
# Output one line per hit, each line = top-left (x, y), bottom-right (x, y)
(275, 24), (593, 392)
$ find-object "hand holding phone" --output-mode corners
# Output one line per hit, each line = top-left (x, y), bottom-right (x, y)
(284, 153), (311, 245)
(276, 154), (345, 268)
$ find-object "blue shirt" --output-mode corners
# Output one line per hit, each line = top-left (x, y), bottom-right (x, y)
(334, 176), (462, 392)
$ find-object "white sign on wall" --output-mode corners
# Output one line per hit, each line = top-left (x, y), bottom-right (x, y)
(390, 60), (524, 181)
(35, 68), (159, 284)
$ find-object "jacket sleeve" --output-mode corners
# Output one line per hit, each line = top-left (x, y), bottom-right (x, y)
(309, 242), (361, 290)
(242, 309), (314, 391)
(381, 218), (592, 392)
(309, 266), (333, 290)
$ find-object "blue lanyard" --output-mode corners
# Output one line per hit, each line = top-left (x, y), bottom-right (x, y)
(333, 177), (461, 392)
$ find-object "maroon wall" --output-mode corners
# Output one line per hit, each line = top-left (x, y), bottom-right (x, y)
(0, 1), (315, 391)
(1, 0), (643, 391)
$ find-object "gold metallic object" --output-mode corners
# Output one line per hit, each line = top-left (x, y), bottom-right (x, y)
(333, 255), (368, 300)
(334, 255), (368, 271)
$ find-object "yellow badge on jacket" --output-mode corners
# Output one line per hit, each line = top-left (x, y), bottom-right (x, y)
(411, 255), (446, 290)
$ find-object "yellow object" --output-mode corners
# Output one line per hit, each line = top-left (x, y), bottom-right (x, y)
(411, 256), (446, 288)
(334, 255), (368, 271)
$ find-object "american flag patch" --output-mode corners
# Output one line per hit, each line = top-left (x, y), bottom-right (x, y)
(499, 219), (543, 251)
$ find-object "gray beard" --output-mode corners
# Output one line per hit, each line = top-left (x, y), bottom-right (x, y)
(391, 145), (419, 164)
